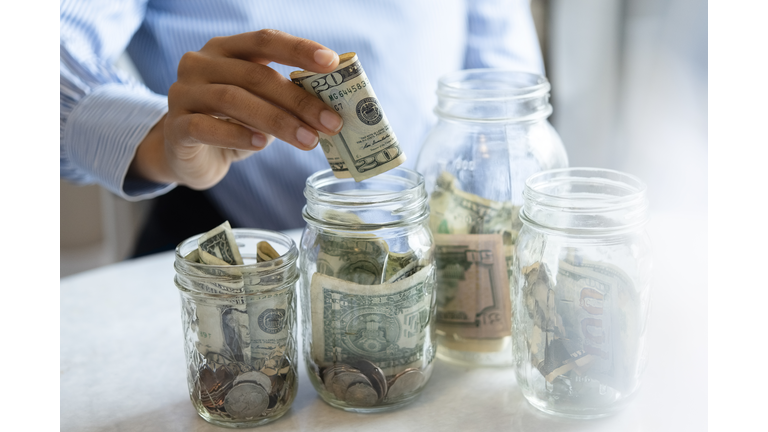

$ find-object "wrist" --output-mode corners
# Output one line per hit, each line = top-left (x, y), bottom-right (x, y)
(128, 114), (177, 184)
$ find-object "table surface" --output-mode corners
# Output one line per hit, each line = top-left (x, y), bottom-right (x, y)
(60, 211), (707, 432)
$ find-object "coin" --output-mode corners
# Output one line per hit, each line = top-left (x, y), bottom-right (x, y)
(322, 364), (349, 394)
(345, 382), (378, 407)
(199, 365), (235, 409)
(351, 359), (387, 402)
(233, 371), (272, 392)
(223, 382), (270, 419)
(386, 368), (425, 400)
(269, 375), (285, 395)
(330, 371), (371, 401)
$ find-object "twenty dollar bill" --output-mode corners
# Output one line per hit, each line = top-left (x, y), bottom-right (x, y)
(290, 52), (406, 181)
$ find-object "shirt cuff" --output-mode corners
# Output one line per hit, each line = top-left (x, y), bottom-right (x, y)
(62, 83), (176, 201)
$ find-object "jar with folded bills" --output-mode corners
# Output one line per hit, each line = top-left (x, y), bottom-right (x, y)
(415, 70), (568, 366)
(174, 225), (299, 427)
(299, 167), (436, 413)
(511, 168), (652, 418)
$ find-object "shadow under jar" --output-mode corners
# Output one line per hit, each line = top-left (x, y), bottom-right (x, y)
(299, 168), (436, 413)
(174, 229), (299, 428)
(512, 168), (652, 419)
(415, 69), (568, 367)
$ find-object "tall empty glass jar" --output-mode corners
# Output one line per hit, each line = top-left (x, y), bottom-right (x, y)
(174, 229), (299, 428)
(512, 168), (652, 418)
(415, 70), (568, 366)
(299, 168), (436, 412)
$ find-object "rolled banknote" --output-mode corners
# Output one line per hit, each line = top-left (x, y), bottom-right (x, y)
(290, 52), (406, 182)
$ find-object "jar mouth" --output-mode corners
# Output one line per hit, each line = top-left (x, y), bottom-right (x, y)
(303, 168), (428, 228)
(436, 69), (551, 101)
(174, 228), (299, 274)
(521, 168), (649, 234)
(435, 69), (553, 122)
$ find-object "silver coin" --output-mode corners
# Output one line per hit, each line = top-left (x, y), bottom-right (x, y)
(330, 371), (371, 401)
(351, 359), (387, 402)
(386, 369), (426, 400)
(322, 365), (351, 394)
(345, 382), (378, 407)
(223, 382), (269, 419)
(233, 370), (271, 392)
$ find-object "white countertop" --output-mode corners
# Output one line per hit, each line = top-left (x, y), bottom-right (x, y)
(60, 212), (707, 431)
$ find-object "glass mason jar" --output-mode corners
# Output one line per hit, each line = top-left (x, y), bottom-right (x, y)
(174, 229), (299, 428)
(415, 69), (568, 366)
(299, 167), (436, 413)
(512, 168), (652, 418)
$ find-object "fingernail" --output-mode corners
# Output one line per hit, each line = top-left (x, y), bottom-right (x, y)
(320, 110), (343, 132)
(252, 133), (267, 148)
(314, 49), (337, 67)
(296, 127), (318, 148)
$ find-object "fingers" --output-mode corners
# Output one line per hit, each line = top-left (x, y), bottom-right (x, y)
(205, 29), (340, 73)
(175, 82), (321, 150)
(194, 56), (343, 136)
(167, 111), (270, 152)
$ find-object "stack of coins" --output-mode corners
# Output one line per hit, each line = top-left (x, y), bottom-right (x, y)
(319, 360), (427, 407)
(199, 364), (235, 411)
(197, 358), (294, 420)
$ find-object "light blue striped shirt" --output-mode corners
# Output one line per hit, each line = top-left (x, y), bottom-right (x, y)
(60, 0), (543, 230)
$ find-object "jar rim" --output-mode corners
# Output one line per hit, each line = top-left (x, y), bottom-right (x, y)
(521, 168), (649, 234)
(174, 228), (298, 273)
(436, 69), (551, 101)
(525, 167), (647, 207)
(303, 167), (428, 228)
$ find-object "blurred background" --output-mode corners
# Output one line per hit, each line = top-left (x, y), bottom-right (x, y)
(60, 0), (707, 277)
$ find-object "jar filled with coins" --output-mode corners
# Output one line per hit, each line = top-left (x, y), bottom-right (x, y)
(512, 168), (652, 418)
(174, 225), (299, 427)
(415, 70), (569, 366)
(299, 167), (436, 412)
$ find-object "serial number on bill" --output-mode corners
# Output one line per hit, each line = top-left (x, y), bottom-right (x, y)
(328, 81), (369, 102)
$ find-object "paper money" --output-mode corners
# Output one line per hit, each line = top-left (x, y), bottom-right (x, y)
(198, 221), (244, 265)
(384, 250), (417, 283)
(433, 234), (511, 339)
(183, 248), (251, 365)
(429, 172), (520, 342)
(519, 255), (639, 392)
(246, 287), (292, 365)
(291, 52), (406, 182)
(257, 241), (280, 262)
(551, 256), (639, 392)
(315, 234), (390, 285)
(310, 265), (434, 376)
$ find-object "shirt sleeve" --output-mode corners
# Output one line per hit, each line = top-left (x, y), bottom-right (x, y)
(60, 0), (175, 201)
(464, 0), (545, 74)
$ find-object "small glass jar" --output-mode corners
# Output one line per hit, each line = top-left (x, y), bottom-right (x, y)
(299, 167), (436, 413)
(415, 69), (569, 366)
(512, 168), (652, 418)
(174, 229), (299, 428)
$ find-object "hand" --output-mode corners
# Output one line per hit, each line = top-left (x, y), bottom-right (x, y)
(129, 29), (344, 189)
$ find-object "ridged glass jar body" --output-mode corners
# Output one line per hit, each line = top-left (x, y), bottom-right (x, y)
(299, 168), (437, 413)
(415, 70), (568, 366)
(512, 168), (652, 418)
(174, 229), (299, 428)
